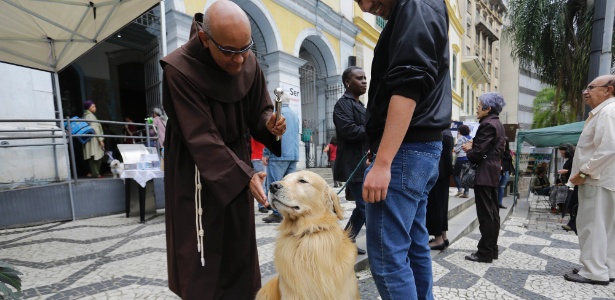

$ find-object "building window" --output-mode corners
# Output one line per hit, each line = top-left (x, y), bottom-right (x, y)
(376, 16), (387, 29)
(467, 0), (471, 13)
(467, 22), (471, 37)
(495, 67), (498, 78)
(495, 85), (498, 91)
(466, 46), (471, 55)
(466, 85), (471, 112)
(461, 79), (465, 100)
(495, 47), (499, 58)
(452, 54), (458, 90)
(487, 62), (491, 74)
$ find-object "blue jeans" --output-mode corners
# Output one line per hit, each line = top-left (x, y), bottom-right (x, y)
(345, 182), (366, 240)
(453, 160), (469, 195)
(267, 160), (297, 216)
(365, 142), (441, 300)
(252, 160), (267, 209)
(498, 171), (510, 205)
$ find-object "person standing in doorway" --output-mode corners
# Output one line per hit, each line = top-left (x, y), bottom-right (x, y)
(357, 0), (452, 298)
(302, 119), (313, 165)
(563, 75), (615, 285)
(82, 100), (104, 178)
(152, 107), (167, 150)
(333, 66), (369, 255)
(262, 91), (300, 223)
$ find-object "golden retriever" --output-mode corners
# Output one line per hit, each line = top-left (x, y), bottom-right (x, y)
(256, 170), (360, 300)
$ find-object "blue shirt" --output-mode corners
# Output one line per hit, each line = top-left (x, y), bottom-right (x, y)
(264, 104), (299, 161)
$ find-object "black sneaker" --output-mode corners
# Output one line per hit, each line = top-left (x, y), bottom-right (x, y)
(258, 207), (268, 213)
(262, 213), (283, 223)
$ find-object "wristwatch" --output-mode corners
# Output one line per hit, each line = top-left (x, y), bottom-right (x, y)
(578, 172), (587, 179)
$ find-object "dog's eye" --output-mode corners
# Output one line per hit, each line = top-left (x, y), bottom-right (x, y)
(298, 179), (308, 183)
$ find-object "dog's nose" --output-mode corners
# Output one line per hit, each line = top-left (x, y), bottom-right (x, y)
(269, 182), (282, 194)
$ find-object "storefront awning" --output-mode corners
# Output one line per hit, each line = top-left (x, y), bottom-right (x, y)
(462, 56), (490, 84)
(0, 0), (160, 72)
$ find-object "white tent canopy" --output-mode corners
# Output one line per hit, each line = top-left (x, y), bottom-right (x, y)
(0, 0), (160, 72)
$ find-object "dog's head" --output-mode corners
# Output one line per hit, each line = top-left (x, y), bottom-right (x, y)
(269, 170), (343, 221)
(110, 160), (121, 168)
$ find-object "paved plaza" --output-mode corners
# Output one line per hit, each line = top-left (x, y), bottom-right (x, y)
(1, 191), (614, 299)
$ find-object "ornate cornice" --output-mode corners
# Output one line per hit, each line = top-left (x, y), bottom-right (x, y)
(353, 17), (380, 44)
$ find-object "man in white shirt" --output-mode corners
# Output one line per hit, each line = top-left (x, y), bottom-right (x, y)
(564, 75), (615, 285)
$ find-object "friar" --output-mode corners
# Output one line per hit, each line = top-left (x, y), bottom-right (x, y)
(159, 1), (286, 298)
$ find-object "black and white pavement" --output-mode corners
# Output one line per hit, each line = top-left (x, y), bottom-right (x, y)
(1, 188), (614, 299)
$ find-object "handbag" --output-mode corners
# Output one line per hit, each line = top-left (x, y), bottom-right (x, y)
(460, 163), (477, 188)
(64, 116), (94, 144)
(459, 136), (499, 188)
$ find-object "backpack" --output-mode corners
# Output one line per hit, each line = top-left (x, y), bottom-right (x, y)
(64, 116), (94, 144)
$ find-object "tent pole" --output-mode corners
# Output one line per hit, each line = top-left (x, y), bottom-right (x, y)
(160, 0), (167, 57)
(53, 72), (76, 221)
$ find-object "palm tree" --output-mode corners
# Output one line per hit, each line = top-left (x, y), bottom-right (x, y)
(505, 0), (597, 121)
(532, 88), (576, 129)
(0, 261), (21, 299)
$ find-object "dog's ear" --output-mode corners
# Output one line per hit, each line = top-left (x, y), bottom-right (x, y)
(326, 186), (344, 220)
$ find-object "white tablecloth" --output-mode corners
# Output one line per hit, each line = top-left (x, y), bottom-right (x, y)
(121, 169), (164, 188)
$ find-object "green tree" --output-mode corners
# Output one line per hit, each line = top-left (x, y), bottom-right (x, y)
(0, 261), (22, 299)
(532, 88), (576, 129)
(506, 0), (599, 121)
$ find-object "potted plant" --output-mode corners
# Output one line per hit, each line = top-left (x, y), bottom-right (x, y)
(0, 261), (21, 299)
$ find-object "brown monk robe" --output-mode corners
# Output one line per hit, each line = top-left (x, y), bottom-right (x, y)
(160, 12), (281, 300)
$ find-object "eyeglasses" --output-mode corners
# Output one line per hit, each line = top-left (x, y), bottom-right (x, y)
(206, 33), (253, 56)
(584, 85), (609, 92)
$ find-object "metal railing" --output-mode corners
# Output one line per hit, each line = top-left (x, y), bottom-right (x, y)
(0, 117), (158, 184)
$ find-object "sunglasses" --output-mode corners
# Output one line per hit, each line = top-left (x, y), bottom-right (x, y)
(583, 85), (609, 92)
(206, 33), (253, 56)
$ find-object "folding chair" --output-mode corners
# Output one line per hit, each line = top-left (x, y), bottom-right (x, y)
(527, 189), (551, 209)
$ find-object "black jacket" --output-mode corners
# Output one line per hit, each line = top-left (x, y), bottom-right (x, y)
(467, 114), (505, 187)
(333, 92), (369, 182)
(366, 0), (452, 152)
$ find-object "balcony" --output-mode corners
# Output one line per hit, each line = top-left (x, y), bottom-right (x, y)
(462, 56), (491, 84)
(475, 15), (499, 42)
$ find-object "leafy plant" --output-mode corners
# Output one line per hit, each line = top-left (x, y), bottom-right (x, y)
(505, 0), (615, 121)
(532, 87), (576, 129)
(0, 261), (22, 300)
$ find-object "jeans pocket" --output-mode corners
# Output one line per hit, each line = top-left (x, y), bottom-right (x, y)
(400, 148), (440, 198)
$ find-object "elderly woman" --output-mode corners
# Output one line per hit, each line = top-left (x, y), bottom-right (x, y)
(82, 100), (105, 178)
(462, 93), (506, 263)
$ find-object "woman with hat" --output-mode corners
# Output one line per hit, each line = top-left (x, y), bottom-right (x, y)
(82, 100), (105, 178)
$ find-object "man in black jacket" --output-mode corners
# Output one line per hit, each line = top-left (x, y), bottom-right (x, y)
(333, 66), (369, 255)
(356, 0), (452, 298)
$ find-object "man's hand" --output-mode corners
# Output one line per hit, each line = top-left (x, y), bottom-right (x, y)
(557, 169), (569, 175)
(250, 172), (269, 207)
(569, 173), (586, 186)
(363, 163), (391, 203)
(266, 113), (287, 137)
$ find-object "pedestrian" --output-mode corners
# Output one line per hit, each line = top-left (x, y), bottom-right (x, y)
(151, 107), (167, 150)
(564, 75), (615, 285)
(123, 116), (137, 144)
(558, 144), (578, 233)
(357, 0), (452, 298)
(323, 136), (340, 187)
(427, 128), (454, 251)
(262, 91), (300, 224)
(251, 137), (269, 214)
(82, 100), (105, 178)
(462, 92), (506, 264)
(453, 124), (472, 198)
(159, 1), (286, 298)
(333, 66), (369, 255)
(302, 119), (313, 164)
(498, 138), (514, 209)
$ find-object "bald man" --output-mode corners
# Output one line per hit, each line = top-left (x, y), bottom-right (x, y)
(160, 1), (286, 298)
(564, 75), (615, 286)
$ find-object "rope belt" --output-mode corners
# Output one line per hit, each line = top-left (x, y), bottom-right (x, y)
(194, 165), (205, 267)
